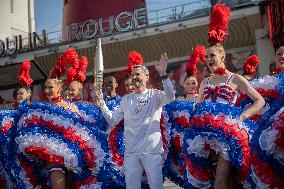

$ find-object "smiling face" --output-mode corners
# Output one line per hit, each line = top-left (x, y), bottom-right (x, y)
(103, 76), (118, 95)
(16, 87), (31, 104)
(205, 45), (226, 73)
(124, 77), (135, 94)
(68, 81), (82, 100)
(183, 76), (198, 95)
(44, 79), (62, 101)
(275, 46), (284, 69)
(131, 66), (149, 88)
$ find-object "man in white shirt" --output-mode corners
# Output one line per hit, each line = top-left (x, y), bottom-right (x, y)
(95, 53), (175, 189)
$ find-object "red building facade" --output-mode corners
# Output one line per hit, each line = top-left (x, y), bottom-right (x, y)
(62, 0), (146, 41)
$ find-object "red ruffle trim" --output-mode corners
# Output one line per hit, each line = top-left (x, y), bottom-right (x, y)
(1, 121), (13, 134)
(187, 114), (251, 178)
(24, 116), (97, 168)
(108, 123), (124, 166)
(251, 153), (284, 188)
(183, 155), (213, 181)
(19, 156), (40, 187)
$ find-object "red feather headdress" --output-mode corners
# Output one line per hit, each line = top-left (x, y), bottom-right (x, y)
(243, 54), (260, 75)
(66, 56), (89, 85)
(18, 60), (33, 87)
(187, 45), (206, 76)
(126, 51), (144, 75)
(76, 56), (88, 83)
(208, 3), (231, 45)
(50, 48), (79, 79)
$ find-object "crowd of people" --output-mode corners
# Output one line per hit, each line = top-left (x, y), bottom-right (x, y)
(0, 3), (284, 189)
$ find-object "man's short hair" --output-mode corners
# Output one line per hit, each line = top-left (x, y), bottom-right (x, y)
(104, 76), (117, 84)
(133, 65), (149, 76)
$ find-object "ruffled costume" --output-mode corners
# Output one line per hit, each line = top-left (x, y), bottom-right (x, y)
(0, 60), (46, 189)
(0, 110), (19, 188)
(245, 72), (284, 188)
(12, 49), (108, 189)
(180, 3), (256, 187)
(182, 75), (256, 189)
(163, 45), (206, 187)
(161, 101), (194, 187)
(14, 101), (108, 189)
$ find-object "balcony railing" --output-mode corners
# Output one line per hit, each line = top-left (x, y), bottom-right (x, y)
(147, 0), (259, 26)
(1, 0), (261, 57)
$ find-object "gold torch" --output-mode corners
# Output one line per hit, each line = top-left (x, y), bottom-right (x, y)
(93, 38), (104, 105)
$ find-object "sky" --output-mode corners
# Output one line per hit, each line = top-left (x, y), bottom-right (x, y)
(35, 0), (196, 34)
(35, 0), (63, 33)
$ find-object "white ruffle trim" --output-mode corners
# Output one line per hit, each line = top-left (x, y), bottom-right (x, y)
(172, 128), (184, 147)
(198, 113), (251, 139)
(173, 111), (191, 121)
(259, 107), (284, 164)
(17, 109), (106, 172)
(185, 136), (230, 161)
(271, 106), (284, 120)
(241, 180), (252, 189)
(1, 115), (14, 130)
(250, 75), (280, 91)
(77, 110), (97, 124)
(259, 128), (284, 165)
(16, 133), (80, 172)
(185, 166), (212, 189)
(161, 110), (171, 162)
(79, 182), (102, 189)
(250, 166), (272, 189)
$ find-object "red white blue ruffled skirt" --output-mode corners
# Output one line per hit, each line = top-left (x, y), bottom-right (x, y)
(14, 101), (108, 189)
(180, 101), (255, 188)
(236, 73), (284, 188)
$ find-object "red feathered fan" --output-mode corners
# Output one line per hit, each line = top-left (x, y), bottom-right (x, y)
(187, 45), (206, 76)
(208, 3), (231, 45)
(126, 51), (144, 75)
(18, 60), (33, 87)
(243, 54), (260, 75)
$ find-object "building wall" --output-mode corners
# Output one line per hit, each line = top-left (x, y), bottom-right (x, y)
(0, 0), (11, 39)
(0, 0), (35, 40)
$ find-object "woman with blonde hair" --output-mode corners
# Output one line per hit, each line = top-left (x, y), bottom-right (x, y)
(182, 4), (264, 188)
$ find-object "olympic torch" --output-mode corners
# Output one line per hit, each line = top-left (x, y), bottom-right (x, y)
(93, 38), (104, 104)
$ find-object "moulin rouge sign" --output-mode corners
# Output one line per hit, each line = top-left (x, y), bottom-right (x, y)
(0, 7), (147, 57)
(0, 31), (47, 57)
(67, 7), (147, 41)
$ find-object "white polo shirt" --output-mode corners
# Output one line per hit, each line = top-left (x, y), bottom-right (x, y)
(100, 79), (175, 156)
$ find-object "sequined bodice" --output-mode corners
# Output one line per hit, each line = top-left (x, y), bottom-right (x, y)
(203, 75), (238, 105)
